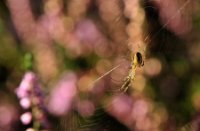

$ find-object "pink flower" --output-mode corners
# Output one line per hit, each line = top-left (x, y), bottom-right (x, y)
(131, 99), (149, 121)
(48, 72), (77, 116)
(20, 97), (31, 109)
(75, 19), (101, 43)
(20, 112), (32, 125)
(107, 94), (133, 124)
(77, 100), (95, 117)
(16, 72), (36, 99)
(0, 105), (18, 127)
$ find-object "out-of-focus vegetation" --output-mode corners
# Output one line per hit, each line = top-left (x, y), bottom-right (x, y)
(1, 0), (200, 131)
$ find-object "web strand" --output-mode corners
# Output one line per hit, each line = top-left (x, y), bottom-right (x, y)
(145, 0), (190, 44)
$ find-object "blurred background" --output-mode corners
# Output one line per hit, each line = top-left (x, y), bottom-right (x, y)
(1, 0), (200, 130)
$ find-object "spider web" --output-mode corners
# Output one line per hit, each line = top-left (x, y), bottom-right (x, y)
(57, 0), (194, 130)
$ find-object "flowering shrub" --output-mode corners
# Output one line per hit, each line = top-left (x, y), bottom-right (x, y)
(0, 0), (200, 130)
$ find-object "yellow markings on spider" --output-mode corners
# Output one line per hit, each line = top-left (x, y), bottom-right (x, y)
(120, 52), (144, 92)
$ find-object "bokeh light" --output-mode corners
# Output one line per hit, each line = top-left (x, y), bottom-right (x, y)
(0, 0), (200, 130)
